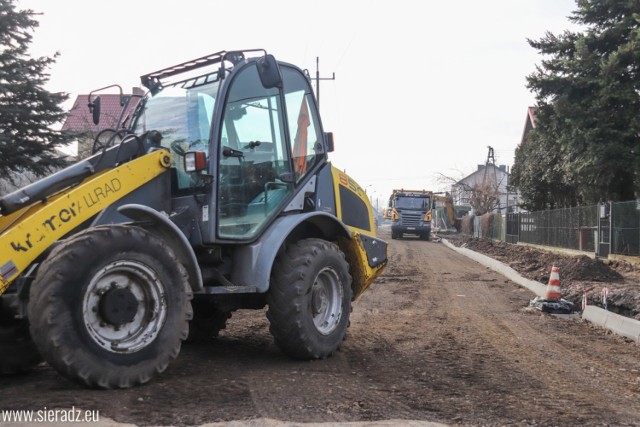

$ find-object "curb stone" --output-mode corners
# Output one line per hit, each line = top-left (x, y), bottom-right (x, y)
(583, 305), (640, 342)
(441, 238), (640, 343)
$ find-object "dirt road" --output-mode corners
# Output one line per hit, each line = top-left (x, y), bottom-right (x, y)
(2, 228), (640, 426)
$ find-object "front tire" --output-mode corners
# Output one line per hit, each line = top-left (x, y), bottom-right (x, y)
(28, 225), (192, 389)
(267, 239), (352, 360)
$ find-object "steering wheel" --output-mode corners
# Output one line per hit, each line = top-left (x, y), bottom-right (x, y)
(171, 139), (209, 157)
(171, 141), (187, 157)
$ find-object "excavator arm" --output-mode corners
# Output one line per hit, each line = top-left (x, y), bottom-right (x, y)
(433, 193), (456, 230)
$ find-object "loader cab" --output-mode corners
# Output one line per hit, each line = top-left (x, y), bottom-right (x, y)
(216, 61), (325, 240)
(133, 51), (327, 243)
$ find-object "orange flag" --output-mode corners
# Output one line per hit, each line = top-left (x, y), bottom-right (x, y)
(293, 97), (310, 175)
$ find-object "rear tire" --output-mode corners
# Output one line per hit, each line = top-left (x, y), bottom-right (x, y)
(28, 225), (192, 389)
(267, 239), (352, 360)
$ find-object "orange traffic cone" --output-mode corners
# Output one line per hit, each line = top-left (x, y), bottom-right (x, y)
(544, 265), (562, 300)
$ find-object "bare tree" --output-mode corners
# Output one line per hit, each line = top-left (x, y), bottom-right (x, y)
(436, 171), (502, 216)
(468, 180), (500, 215)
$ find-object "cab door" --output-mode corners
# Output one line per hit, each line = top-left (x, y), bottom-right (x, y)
(217, 63), (292, 240)
(216, 61), (326, 240)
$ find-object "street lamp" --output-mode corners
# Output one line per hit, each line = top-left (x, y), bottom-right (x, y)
(364, 185), (381, 213)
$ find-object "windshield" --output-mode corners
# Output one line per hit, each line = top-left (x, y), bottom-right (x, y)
(132, 79), (219, 189)
(395, 196), (430, 210)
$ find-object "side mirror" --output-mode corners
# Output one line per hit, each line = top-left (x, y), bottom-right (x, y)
(324, 132), (334, 152)
(256, 54), (283, 89)
(89, 96), (101, 125)
(383, 208), (396, 220)
(87, 84), (123, 125)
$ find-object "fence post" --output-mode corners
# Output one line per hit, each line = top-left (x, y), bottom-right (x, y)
(609, 201), (614, 254)
(596, 201), (611, 258)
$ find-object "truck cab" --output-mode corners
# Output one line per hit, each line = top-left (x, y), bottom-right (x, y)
(385, 189), (434, 240)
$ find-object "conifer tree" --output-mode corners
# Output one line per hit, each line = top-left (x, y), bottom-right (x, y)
(511, 0), (640, 210)
(0, 0), (70, 183)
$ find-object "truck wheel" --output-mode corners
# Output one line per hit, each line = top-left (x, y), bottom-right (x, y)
(28, 225), (192, 389)
(0, 315), (41, 374)
(267, 238), (352, 360)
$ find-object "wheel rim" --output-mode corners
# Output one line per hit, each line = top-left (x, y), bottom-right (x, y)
(82, 260), (167, 353)
(310, 267), (343, 335)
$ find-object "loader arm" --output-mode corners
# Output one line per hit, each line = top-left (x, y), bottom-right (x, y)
(0, 149), (172, 294)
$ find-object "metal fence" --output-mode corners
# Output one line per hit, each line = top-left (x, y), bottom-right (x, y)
(611, 200), (640, 256)
(518, 205), (598, 252)
(466, 201), (640, 257)
(473, 213), (503, 240)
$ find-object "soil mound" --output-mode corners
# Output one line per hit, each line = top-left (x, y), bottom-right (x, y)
(447, 234), (640, 320)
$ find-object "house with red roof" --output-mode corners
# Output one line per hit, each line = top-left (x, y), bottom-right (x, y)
(61, 88), (145, 158)
(521, 106), (536, 143)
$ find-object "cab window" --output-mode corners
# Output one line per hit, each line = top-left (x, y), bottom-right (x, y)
(282, 68), (323, 183)
(133, 82), (218, 190)
(217, 64), (293, 239)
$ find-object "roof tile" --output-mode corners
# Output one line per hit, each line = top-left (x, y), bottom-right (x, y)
(61, 91), (143, 133)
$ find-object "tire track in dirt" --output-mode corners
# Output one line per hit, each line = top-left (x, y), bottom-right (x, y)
(427, 243), (640, 425)
(346, 230), (640, 426)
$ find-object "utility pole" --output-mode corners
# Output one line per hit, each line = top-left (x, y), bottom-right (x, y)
(481, 145), (499, 213)
(482, 146), (495, 189)
(315, 57), (335, 109)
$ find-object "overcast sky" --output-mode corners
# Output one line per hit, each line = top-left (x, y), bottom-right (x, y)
(17, 0), (579, 207)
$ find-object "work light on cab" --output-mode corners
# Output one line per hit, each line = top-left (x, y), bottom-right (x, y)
(185, 151), (207, 172)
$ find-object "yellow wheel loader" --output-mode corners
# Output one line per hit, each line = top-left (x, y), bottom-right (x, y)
(0, 49), (387, 388)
